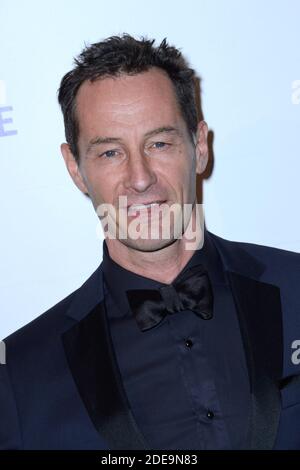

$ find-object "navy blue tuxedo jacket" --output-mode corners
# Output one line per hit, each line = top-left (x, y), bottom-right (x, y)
(1, 230), (300, 449)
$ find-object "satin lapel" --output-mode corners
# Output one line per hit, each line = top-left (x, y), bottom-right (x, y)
(62, 299), (149, 450)
(61, 231), (284, 450)
(226, 270), (283, 449)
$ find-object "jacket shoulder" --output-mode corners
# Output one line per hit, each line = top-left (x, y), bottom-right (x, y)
(234, 239), (299, 261)
(4, 264), (103, 351)
(3, 289), (76, 357)
(208, 230), (300, 291)
(210, 231), (299, 266)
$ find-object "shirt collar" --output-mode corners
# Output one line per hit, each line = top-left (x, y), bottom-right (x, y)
(102, 228), (226, 317)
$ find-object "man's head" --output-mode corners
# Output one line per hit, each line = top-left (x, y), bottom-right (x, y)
(58, 34), (199, 163)
(58, 34), (208, 253)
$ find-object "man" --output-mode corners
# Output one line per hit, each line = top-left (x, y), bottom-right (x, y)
(0, 34), (300, 450)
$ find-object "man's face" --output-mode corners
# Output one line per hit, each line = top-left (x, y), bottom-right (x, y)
(61, 67), (208, 252)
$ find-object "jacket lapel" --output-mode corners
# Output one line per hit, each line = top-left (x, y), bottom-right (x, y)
(61, 230), (284, 450)
(227, 271), (283, 449)
(62, 268), (149, 450)
(209, 231), (283, 449)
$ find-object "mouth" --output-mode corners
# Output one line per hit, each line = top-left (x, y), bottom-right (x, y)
(127, 200), (166, 216)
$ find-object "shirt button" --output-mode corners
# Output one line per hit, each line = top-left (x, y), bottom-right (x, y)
(185, 339), (193, 348)
(206, 410), (215, 420)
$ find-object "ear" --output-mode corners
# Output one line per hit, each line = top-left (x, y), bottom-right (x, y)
(195, 120), (209, 175)
(60, 143), (89, 195)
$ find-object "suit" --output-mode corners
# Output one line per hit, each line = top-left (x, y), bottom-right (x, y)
(1, 229), (300, 449)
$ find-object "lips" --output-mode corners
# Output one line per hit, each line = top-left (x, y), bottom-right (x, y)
(127, 200), (166, 216)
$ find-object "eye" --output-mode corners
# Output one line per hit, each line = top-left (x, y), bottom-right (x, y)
(99, 149), (119, 158)
(152, 141), (169, 149)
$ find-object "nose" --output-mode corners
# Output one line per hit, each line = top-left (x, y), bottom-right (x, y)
(124, 150), (157, 193)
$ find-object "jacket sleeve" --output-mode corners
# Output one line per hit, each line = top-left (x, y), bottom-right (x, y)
(0, 364), (22, 449)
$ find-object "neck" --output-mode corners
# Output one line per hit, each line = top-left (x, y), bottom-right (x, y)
(105, 204), (204, 284)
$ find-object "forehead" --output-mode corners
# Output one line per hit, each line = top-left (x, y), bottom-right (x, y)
(75, 68), (183, 135)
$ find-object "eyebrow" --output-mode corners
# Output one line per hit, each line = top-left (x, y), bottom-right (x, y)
(86, 136), (121, 155)
(144, 126), (181, 139)
(86, 126), (181, 155)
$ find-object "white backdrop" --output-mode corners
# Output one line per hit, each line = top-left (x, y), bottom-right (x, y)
(1, 0), (299, 338)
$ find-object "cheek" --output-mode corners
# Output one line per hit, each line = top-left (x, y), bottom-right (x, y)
(172, 152), (196, 187)
(159, 146), (192, 175)
(83, 167), (115, 205)
(177, 154), (197, 201)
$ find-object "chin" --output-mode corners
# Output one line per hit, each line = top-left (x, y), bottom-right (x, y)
(119, 236), (178, 253)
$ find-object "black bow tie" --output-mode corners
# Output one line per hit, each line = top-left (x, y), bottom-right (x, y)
(126, 264), (214, 332)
